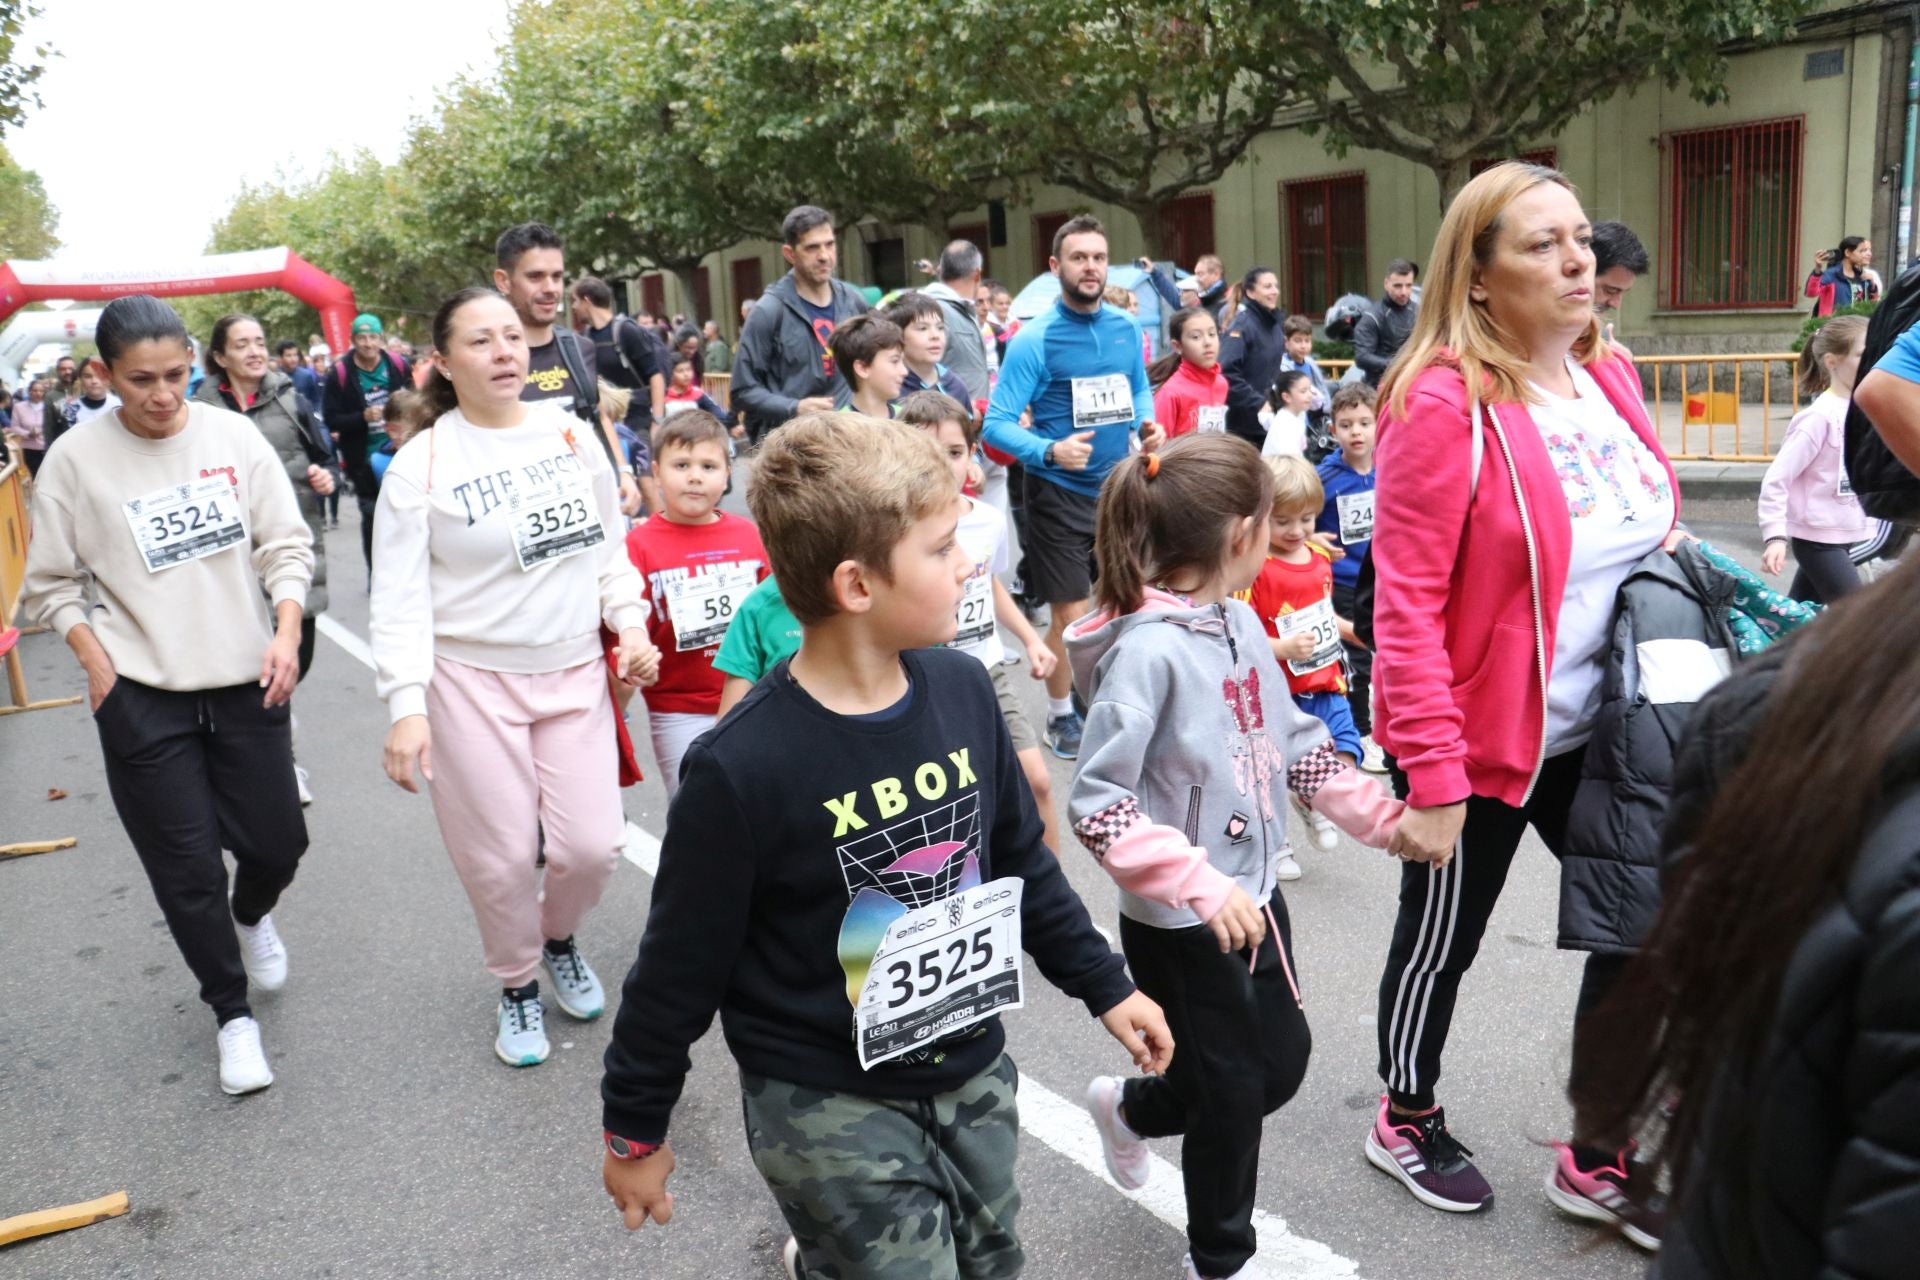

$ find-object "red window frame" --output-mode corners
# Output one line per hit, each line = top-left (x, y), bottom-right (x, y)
(729, 257), (764, 334)
(1283, 173), (1368, 319)
(1032, 211), (1071, 277)
(639, 273), (667, 320)
(1157, 192), (1215, 268)
(1663, 116), (1804, 311)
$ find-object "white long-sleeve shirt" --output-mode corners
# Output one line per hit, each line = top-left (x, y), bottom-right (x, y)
(22, 402), (312, 691)
(369, 402), (648, 723)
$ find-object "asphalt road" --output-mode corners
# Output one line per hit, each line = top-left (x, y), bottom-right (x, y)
(0, 486), (1778, 1279)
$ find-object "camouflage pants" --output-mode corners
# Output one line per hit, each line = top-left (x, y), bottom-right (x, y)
(741, 1054), (1024, 1279)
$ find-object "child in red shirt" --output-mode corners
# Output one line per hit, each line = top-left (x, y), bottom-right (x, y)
(623, 410), (768, 796)
(1150, 307), (1228, 438)
(1238, 455), (1371, 873)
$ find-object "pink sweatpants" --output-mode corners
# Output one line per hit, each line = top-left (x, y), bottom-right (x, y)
(425, 657), (624, 987)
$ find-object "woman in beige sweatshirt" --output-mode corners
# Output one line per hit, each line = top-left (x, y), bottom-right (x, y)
(22, 295), (318, 1098)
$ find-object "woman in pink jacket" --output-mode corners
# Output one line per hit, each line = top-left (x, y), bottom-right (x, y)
(1758, 314), (1870, 602)
(1361, 163), (1679, 1247)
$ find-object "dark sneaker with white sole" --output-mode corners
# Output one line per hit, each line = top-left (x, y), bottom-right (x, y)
(1364, 1096), (1494, 1212)
(1045, 710), (1084, 760)
(1546, 1142), (1664, 1251)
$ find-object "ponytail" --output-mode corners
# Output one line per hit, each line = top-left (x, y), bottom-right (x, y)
(1091, 433), (1271, 617)
(1147, 350), (1181, 390)
(419, 365), (459, 422)
(1797, 313), (1869, 396)
(1149, 306), (1215, 390)
(417, 284), (501, 427)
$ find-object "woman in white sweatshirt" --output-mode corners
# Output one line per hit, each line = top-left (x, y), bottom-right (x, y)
(22, 295), (320, 1097)
(371, 287), (660, 1068)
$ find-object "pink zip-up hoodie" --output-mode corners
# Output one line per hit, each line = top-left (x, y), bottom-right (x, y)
(1371, 352), (1679, 810)
(1757, 390), (1871, 545)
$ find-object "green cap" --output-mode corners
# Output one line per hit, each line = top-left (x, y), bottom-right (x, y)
(351, 313), (383, 336)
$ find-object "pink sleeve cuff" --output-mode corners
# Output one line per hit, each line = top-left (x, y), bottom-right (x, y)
(1308, 767), (1405, 849)
(1075, 799), (1237, 919)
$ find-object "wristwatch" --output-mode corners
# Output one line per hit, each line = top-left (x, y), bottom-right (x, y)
(604, 1131), (661, 1161)
(1043, 442), (1057, 467)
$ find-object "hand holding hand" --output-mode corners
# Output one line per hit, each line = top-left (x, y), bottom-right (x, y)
(1386, 803), (1465, 868)
(616, 628), (662, 687)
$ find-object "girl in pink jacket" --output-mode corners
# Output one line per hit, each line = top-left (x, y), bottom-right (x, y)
(1758, 313), (1870, 602)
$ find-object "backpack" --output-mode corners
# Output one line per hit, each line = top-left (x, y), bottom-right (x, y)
(554, 328), (600, 425)
(1843, 260), (1920, 523)
(1352, 396), (1484, 650)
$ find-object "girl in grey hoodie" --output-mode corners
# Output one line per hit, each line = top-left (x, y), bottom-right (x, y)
(1069, 434), (1403, 1280)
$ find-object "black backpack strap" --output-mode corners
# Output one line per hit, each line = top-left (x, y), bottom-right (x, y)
(554, 329), (622, 473)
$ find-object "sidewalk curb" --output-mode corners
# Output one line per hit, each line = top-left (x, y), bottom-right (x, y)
(1673, 461), (1766, 503)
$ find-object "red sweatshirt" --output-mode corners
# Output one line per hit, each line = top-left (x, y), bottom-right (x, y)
(1153, 359), (1229, 439)
(623, 511), (770, 715)
(1370, 352), (1677, 809)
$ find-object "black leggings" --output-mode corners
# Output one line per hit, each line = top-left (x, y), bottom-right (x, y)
(1788, 536), (1861, 604)
(95, 679), (308, 1024)
(1120, 891), (1311, 1279)
(1377, 747), (1626, 1115)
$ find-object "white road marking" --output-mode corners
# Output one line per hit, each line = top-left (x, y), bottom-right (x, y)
(318, 613), (1363, 1277)
(317, 613), (375, 671)
(622, 820), (660, 876)
(1015, 1075), (1363, 1280)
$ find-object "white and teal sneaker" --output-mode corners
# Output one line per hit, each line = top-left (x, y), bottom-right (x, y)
(495, 987), (550, 1067)
(542, 938), (606, 1021)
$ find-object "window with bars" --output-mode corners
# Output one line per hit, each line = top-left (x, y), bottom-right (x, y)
(1157, 192), (1216, 268)
(1665, 117), (1804, 310)
(1284, 173), (1368, 319)
(640, 273), (666, 319)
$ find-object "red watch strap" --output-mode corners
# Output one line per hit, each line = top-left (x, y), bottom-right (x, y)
(604, 1130), (660, 1161)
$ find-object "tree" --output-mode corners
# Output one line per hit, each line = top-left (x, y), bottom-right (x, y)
(0, 141), (55, 257)
(1265, 0), (1818, 209)
(0, 1), (52, 135)
(809, 0), (1296, 258)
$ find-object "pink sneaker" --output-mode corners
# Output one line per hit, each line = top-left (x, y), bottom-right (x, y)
(1363, 1095), (1493, 1212)
(1545, 1142), (1664, 1252)
(1086, 1076), (1150, 1190)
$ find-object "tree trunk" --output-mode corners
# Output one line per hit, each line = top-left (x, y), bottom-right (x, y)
(1127, 200), (1169, 262)
(668, 263), (704, 327)
(1434, 158), (1474, 214)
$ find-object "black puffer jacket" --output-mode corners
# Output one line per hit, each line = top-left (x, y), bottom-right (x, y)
(1217, 296), (1286, 446)
(1653, 639), (1920, 1279)
(1560, 541), (1738, 953)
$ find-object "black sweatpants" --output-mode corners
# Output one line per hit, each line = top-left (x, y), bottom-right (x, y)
(94, 678), (308, 1025)
(1330, 580), (1372, 737)
(1120, 891), (1311, 1279)
(1376, 747), (1626, 1113)
(1788, 536), (1861, 605)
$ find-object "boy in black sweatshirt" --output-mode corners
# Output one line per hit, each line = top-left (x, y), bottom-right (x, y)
(599, 411), (1173, 1278)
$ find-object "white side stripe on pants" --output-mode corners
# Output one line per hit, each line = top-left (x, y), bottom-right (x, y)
(1386, 839), (1465, 1095)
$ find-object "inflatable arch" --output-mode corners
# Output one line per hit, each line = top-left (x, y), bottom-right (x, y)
(0, 248), (357, 368)
(0, 308), (100, 388)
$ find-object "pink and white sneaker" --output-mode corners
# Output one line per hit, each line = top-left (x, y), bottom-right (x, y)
(1086, 1075), (1150, 1190)
(1545, 1142), (1664, 1252)
(1364, 1096), (1493, 1212)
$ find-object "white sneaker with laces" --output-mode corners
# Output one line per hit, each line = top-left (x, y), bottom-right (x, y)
(1276, 853), (1303, 881)
(1086, 1075), (1151, 1190)
(1290, 793), (1338, 851)
(1182, 1253), (1247, 1279)
(234, 910), (288, 991)
(1360, 736), (1388, 774)
(295, 764), (313, 806)
(542, 939), (605, 1020)
(496, 988), (550, 1067)
(216, 1016), (274, 1095)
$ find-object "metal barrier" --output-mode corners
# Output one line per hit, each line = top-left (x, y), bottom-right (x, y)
(0, 441), (82, 717)
(1312, 353), (1798, 463)
(706, 372), (730, 412)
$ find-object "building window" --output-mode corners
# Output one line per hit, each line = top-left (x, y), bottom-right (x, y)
(730, 257), (764, 333)
(868, 237), (907, 291)
(691, 267), (712, 327)
(950, 222), (991, 278)
(1665, 116), (1803, 310)
(1470, 148), (1558, 175)
(1284, 173), (1368, 319)
(1035, 212), (1080, 276)
(640, 273), (666, 320)
(1157, 192), (1215, 268)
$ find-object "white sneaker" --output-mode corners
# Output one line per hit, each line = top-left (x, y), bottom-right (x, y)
(495, 988), (550, 1067)
(234, 910), (288, 991)
(1360, 737), (1388, 774)
(1086, 1075), (1151, 1190)
(1182, 1253), (1247, 1280)
(1290, 794), (1338, 851)
(542, 938), (605, 1020)
(1276, 853), (1303, 881)
(782, 1236), (808, 1280)
(294, 764), (313, 806)
(216, 1016), (274, 1095)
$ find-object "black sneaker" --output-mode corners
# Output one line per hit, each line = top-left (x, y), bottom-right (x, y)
(1365, 1096), (1494, 1212)
(1045, 710), (1084, 760)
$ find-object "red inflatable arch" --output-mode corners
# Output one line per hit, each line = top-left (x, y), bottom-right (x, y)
(0, 248), (357, 355)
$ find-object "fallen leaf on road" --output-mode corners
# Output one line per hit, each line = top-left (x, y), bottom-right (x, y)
(47, 788), (67, 801)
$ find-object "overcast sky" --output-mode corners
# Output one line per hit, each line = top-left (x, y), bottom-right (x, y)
(11, 0), (514, 266)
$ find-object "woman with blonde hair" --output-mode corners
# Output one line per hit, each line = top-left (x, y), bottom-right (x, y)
(1359, 162), (1679, 1243)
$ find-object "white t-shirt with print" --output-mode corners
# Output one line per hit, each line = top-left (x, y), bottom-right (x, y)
(1530, 359), (1675, 754)
(953, 495), (1009, 668)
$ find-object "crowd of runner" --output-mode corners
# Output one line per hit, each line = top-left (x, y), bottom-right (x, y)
(12, 160), (1920, 1279)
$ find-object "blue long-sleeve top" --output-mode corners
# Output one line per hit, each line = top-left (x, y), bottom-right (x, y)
(982, 298), (1153, 498)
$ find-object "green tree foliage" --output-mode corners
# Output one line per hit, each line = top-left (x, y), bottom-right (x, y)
(0, 140), (55, 257)
(1265, 0), (1817, 208)
(0, 1), (52, 136)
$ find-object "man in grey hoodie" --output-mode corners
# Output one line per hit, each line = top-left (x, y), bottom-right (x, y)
(730, 205), (871, 442)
